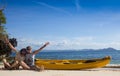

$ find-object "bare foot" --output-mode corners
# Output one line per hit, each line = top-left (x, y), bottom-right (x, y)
(34, 65), (44, 72)
(40, 65), (44, 72)
(0, 67), (6, 70)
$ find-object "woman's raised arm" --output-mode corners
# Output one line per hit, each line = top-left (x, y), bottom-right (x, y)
(4, 37), (17, 52)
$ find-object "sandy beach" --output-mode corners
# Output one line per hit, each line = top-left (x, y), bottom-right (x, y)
(0, 65), (120, 76)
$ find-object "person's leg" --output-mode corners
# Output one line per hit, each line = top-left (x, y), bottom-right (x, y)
(10, 60), (20, 69)
(2, 58), (11, 69)
(19, 61), (30, 70)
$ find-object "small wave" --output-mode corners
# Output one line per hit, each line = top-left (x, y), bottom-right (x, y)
(104, 64), (120, 68)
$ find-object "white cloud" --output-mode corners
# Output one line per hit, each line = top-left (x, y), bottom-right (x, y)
(15, 36), (120, 50)
(16, 37), (43, 50)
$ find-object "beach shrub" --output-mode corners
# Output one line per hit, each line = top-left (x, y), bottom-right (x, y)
(0, 10), (17, 58)
(0, 38), (17, 57)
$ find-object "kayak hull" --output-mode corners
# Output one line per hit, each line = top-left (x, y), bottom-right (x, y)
(35, 56), (111, 70)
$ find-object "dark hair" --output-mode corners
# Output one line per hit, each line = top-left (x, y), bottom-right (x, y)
(20, 48), (27, 55)
(26, 46), (31, 50)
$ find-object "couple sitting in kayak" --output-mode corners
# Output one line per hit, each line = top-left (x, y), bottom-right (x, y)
(3, 37), (49, 71)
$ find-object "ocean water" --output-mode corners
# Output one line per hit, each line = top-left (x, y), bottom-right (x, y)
(35, 50), (120, 64)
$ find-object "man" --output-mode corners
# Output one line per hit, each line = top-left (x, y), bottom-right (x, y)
(25, 42), (49, 71)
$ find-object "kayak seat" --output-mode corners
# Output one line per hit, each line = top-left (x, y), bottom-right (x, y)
(84, 60), (96, 63)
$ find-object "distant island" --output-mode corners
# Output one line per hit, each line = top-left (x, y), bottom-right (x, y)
(42, 47), (119, 52)
(81, 47), (118, 51)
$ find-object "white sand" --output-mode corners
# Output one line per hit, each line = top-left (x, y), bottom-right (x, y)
(0, 70), (120, 76)
(0, 68), (120, 76)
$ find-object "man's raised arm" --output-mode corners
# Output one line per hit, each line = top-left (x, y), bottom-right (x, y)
(33, 42), (50, 55)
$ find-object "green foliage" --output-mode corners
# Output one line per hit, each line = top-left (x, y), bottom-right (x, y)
(0, 10), (7, 40)
(0, 25), (8, 40)
(0, 10), (6, 24)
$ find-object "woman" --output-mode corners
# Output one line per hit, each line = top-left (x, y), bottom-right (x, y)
(4, 37), (30, 70)
(2, 48), (27, 70)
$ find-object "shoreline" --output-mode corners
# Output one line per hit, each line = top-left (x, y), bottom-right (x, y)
(105, 64), (120, 68)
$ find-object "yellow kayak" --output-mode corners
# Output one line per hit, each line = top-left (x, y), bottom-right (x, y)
(35, 56), (111, 70)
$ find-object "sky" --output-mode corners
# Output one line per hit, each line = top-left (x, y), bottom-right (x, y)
(1, 0), (120, 50)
